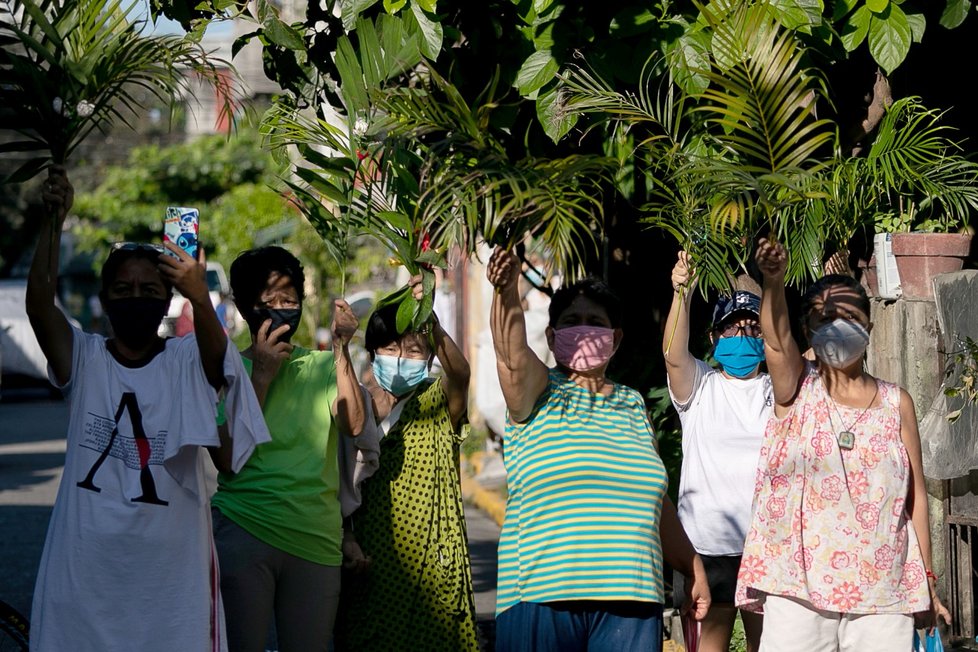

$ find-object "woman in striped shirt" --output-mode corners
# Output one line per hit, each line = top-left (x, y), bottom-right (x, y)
(487, 247), (710, 652)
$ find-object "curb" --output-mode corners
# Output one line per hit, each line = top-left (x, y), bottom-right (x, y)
(461, 452), (506, 527)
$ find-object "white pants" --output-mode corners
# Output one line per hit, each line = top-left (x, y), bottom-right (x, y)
(760, 595), (913, 652)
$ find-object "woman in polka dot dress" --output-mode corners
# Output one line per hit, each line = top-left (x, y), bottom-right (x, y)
(334, 276), (479, 651)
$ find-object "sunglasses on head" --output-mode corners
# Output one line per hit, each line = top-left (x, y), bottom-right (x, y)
(111, 242), (166, 254)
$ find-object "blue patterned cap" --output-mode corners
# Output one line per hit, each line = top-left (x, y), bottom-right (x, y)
(712, 290), (761, 329)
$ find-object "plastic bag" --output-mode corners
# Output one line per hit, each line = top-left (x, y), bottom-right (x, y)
(913, 629), (944, 652)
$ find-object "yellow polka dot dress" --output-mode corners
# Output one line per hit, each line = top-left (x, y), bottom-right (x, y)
(335, 380), (479, 651)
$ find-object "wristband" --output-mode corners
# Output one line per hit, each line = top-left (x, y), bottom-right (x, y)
(925, 569), (938, 582)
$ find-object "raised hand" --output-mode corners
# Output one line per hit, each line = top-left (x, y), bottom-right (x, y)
(486, 247), (520, 292)
(671, 250), (696, 292)
(42, 166), (74, 225)
(331, 299), (358, 347)
(158, 242), (209, 306)
(755, 238), (788, 280)
(251, 318), (293, 384)
(408, 273), (425, 301)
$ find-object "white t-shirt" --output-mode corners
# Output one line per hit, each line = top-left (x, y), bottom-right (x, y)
(670, 359), (772, 556)
(31, 326), (268, 652)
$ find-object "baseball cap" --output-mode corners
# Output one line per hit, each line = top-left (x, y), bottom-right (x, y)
(712, 290), (761, 329)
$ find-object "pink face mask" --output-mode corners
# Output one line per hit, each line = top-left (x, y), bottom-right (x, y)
(552, 325), (616, 372)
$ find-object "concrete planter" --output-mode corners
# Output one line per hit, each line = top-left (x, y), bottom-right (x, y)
(860, 232), (972, 300)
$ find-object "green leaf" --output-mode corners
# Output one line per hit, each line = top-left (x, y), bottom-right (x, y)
(395, 293), (419, 333)
(377, 210), (413, 232)
(375, 285), (409, 310)
(940, 0), (970, 29)
(415, 248), (447, 267)
(770, 0), (823, 33)
(0, 140), (46, 153)
(868, 5), (911, 73)
(415, 0), (437, 11)
(263, 17), (305, 50)
(516, 49), (559, 97)
(409, 3), (443, 60)
(2, 157), (50, 183)
(536, 83), (577, 143)
(383, 0), (407, 13)
(666, 28), (711, 95)
(840, 5), (871, 51)
(609, 7), (657, 37)
(832, 0), (860, 20)
(866, 0), (889, 12)
(906, 12), (926, 43)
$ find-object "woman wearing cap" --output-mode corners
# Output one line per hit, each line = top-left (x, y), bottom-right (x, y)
(488, 247), (709, 652)
(737, 239), (950, 651)
(664, 251), (770, 652)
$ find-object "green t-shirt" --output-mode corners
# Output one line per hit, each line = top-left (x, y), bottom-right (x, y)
(212, 346), (342, 565)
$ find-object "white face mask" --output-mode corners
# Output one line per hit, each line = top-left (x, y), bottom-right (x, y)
(810, 318), (870, 369)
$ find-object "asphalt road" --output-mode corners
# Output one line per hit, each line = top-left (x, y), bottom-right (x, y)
(0, 389), (500, 647)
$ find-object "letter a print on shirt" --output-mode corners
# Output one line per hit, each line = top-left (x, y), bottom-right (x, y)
(77, 392), (169, 506)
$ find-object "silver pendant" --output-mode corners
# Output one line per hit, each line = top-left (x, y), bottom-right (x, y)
(838, 431), (855, 450)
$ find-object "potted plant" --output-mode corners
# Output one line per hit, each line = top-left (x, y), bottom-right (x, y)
(850, 97), (978, 300)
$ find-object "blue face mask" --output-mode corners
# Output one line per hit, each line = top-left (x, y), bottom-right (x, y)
(372, 354), (429, 396)
(713, 336), (765, 378)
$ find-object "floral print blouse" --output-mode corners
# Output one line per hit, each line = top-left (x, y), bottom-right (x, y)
(736, 365), (930, 614)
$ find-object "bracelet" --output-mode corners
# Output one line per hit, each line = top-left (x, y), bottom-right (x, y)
(925, 569), (938, 582)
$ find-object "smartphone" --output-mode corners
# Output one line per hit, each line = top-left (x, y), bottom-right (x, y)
(164, 207), (199, 259)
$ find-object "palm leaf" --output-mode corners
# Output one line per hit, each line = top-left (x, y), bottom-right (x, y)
(1, 0), (235, 180)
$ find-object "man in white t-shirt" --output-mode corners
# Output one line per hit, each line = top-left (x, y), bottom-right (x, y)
(663, 251), (771, 652)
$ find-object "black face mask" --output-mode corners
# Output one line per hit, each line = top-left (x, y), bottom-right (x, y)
(104, 297), (168, 349)
(246, 308), (302, 343)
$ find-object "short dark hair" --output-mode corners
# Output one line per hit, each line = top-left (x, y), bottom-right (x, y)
(548, 278), (623, 329)
(364, 302), (431, 358)
(229, 246), (305, 313)
(100, 248), (172, 298)
(800, 274), (870, 321)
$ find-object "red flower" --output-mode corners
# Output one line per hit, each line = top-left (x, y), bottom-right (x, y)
(856, 503), (880, 530)
(739, 556), (768, 584)
(829, 582), (864, 611)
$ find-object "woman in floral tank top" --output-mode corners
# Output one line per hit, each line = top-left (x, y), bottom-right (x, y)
(736, 239), (950, 651)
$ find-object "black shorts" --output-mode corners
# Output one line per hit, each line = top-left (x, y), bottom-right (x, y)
(673, 554), (742, 607)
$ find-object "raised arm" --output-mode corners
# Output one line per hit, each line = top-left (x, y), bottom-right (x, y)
(487, 247), (549, 424)
(756, 238), (805, 411)
(26, 167), (75, 386)
(331, 299), (367, 437)
(408, 275), (471, 429)
(158, 243), (226, 390)
(663, 251), (699, 403)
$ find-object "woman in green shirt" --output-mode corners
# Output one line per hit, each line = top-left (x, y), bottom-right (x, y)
(211, 246), (366, 652)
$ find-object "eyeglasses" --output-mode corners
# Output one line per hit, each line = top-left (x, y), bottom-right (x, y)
(716, 322), (762, 338)
(111, 242), (165, 254)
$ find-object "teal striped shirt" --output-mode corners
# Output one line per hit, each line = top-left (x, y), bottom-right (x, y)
(496, 369), (668, 615)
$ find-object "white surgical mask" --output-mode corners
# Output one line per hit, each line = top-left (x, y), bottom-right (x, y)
(810, 319), (870, 369)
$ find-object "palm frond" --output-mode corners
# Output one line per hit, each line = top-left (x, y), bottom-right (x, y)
(1, 0), (235, 179)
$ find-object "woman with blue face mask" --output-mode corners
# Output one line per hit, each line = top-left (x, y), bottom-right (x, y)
(334, 274), (478, 651)
(663, 250), (771, 652)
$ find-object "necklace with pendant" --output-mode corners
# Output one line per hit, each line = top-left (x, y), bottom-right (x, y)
(828, 381), (879, 450)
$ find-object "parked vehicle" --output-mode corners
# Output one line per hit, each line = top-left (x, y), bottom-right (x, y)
(0, 278), (80, 389)
(158, 262), (242, 337)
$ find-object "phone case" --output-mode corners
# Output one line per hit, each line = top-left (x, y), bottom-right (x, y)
(164, 207), (199, 259)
